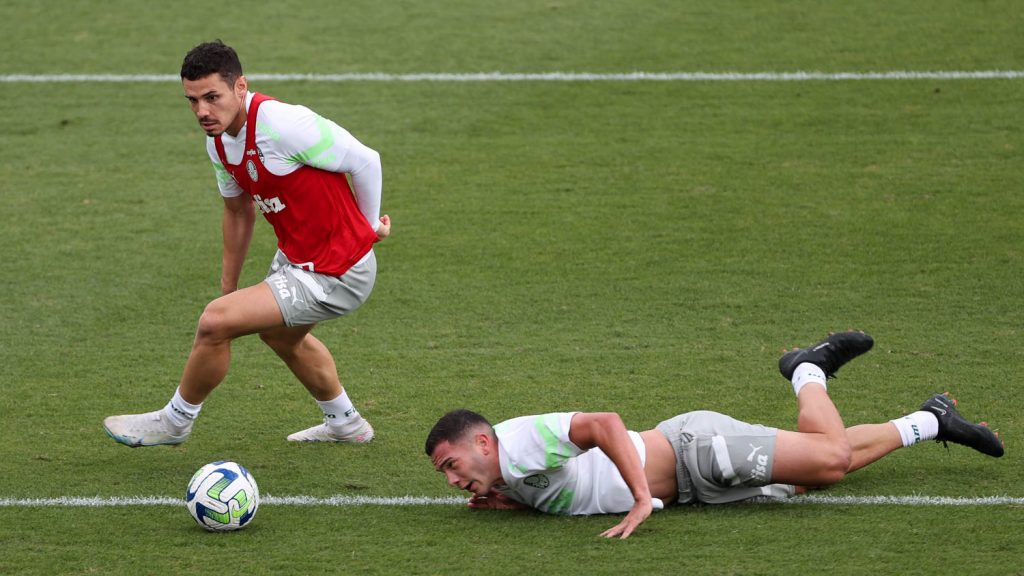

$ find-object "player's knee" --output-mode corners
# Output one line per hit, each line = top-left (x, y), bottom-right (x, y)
(195, 303), (231, 343)
(819, 441), (852, 485)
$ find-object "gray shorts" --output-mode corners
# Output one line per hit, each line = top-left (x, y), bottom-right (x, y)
(655, 411), (795, 504)
(264, 250), (376, 327)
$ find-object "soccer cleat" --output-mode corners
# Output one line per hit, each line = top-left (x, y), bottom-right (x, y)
(287, 416), (375, 443)
(920, 393), (1004, 457)
(778, 330), (874, 381)
(103, 410), (192, 447)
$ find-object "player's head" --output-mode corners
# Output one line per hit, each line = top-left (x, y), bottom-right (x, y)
(426, 409), (501, 497)
(181, 40), (243, 85)
(180, 40), (248, 137)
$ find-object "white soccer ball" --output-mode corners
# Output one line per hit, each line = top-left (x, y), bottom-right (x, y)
(186, 460), (260, 531)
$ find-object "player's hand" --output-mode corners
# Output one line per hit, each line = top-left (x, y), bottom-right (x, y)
(600, 499), (653, 539)
(376, 214), (391, 239)
(468, 490), (525, 510)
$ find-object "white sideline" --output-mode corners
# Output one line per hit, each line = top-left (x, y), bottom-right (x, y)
(1, 71), (1023, 83)
(0, 494), (1021, 507)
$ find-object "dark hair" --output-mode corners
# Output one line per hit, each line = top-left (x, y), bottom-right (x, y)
(425, 409), (494, 456)
(180, 40), (243, 83)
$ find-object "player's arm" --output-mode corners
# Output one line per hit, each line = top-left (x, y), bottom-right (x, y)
(277, 107), (390, 238)
(220, 193), (255, 295)
(337, 136), (389, 239)
(568, 412), (654, 539)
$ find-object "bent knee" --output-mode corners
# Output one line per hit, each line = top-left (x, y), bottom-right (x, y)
(195, 303), (233, 342)
(818, 442), (852, 485)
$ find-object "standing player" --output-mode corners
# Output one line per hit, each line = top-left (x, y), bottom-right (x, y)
(104, 41), (390, 446)
(426, 331), (1004, 539)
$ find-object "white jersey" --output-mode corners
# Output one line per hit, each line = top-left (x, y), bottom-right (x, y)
(205, 92), (382, 230)
(494, 412), (663, 515)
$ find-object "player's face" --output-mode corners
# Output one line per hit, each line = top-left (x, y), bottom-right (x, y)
(431, 436), (498, 497)
(182, 73), (247, 137)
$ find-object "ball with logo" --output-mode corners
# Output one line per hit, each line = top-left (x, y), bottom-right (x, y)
(186, 460), (259, 531)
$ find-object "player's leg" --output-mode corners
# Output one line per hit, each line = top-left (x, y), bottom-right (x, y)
(260, 325), (337, 400)
(844, 422), (903, 473)
(771, 384), (852, 486)
(259, 325), (374, 443)
(844, 392), (1004, 473)
(103, 282), (285, 447)
(770, 331), (874, 486)
(179, 282), (285, 402)
(257, 252), (378, 443)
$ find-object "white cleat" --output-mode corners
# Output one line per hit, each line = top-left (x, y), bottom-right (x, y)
(103, 410), (192, 447)
(287, 417), (375, 443)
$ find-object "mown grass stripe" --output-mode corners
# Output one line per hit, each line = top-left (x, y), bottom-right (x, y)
(1, 71), (1023, 83)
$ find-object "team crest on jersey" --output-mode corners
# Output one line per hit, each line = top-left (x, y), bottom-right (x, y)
(523, 474), (550, 489)
(246, 159), (259, 182)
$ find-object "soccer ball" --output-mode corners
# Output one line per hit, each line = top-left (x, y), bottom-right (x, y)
(186, 460), (259, 531)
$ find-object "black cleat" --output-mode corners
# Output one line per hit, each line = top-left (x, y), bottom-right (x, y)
(920, 393), (1004, 458)
(778, 331), (874, 381)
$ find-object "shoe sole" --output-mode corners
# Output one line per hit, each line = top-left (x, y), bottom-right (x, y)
(287, 438), (374, 443)
(287, 421), (374, 443)
(286, 433), (375, 444)
(104, 426), (188, 448)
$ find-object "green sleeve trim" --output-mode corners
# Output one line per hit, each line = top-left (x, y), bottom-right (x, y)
(212, 161), (233, 186)
(535, 415), (574, 469)
(286, 115), (336, 167)
(255, 119), (281, 141)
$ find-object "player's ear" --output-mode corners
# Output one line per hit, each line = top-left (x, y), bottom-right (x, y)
(474, 432), (491, 453)
(234, 75), (247, 97)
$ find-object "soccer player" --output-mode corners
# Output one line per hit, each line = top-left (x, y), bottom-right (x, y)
(425, 331), (1005, 539)
(104, 41), (389, 446)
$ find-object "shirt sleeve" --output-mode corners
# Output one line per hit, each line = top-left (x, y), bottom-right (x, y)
(269, 102), (383, 230)
(205, 138), (244, 198)
(496, 413), (585, 476)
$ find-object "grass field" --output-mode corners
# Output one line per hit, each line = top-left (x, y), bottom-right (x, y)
(2, 1), (1022, 574)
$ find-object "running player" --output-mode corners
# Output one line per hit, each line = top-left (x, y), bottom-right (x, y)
(104, 40), (389, 446)
(426, 331), (1004, 539)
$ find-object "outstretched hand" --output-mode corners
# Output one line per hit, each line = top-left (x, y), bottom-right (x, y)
(376, 214), (391, 239)
(468, 490), (526, 510)
(600, 499), (653, 539)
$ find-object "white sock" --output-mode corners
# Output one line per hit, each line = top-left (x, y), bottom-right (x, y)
(317, 390), (360, 429)
(791, 362), (827, 397)
(890, 411), (939, 447)
(163, 388), (201, 430)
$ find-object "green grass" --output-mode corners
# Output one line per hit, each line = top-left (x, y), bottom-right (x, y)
(1, 1), (1022, 574)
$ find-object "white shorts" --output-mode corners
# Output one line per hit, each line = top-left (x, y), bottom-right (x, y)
(264, 250), (376, 327)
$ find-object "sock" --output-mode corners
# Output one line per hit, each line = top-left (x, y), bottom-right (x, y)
(317, 390), (360, 430)
(163, 388), (201, 430)
(791, 362), (827, 397)
(890, 411), (939, 447)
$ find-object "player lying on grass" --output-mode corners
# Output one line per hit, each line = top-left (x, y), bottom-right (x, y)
(425, 331), (1004, 539)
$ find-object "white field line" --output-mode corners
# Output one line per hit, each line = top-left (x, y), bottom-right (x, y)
(0, 494), (1021, 507)
(1, 71), (1023, 83)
